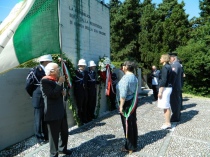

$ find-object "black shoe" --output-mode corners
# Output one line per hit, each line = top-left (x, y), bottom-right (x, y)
(170, 120), (180, 123)
(59, 149), (73, 155)
(38, 140), (45, 146)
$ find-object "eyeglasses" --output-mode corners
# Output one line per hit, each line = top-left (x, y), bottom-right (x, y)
(50, 67), (60, 72)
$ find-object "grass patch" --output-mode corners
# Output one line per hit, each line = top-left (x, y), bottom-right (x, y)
(183, 93), (210, 99)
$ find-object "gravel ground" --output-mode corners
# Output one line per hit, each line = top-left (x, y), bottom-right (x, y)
(0, 92), (210, 157)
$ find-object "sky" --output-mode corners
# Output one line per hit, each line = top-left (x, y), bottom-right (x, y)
(105, 0), (200, 19)
(0, 0), (200, 22)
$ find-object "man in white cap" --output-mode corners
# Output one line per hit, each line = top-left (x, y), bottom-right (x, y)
(87, 60), (97, 121)
(73, 59), (89, 125)
(32, 54), (52, 145)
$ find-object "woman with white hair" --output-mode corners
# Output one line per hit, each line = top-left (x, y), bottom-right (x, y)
(41, 62), (72, 156)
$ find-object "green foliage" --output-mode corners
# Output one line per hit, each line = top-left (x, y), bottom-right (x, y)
(200, 0), (210, 22)
(109, 0), (210, 97)
(95, 82), (103, 118)
(139, 0), (160, 74)
(112, 61), (122, 68)
(18, 59), (39, 68)
(110, 0), (140, 62)
(178, 22), (210, 97)
(52, 54), (81, 125)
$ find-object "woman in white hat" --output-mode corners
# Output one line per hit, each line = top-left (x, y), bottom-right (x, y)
(73, 59), (89, 125)
(87, 60), (97, 121)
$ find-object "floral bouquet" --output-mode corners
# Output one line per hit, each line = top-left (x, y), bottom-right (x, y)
(98, 56), (114, 82)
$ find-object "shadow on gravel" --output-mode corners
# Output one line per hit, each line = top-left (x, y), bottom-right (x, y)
(137, 129), (169, 151)
(138, 95), (154, 106)
(183, 97), (190, 101)
(182, 103), (197, 110)
(179, 110), (199, 125)
(64, 134), (129, 157)
(69, 122), (106, 135)
(0, 136), (36, 157)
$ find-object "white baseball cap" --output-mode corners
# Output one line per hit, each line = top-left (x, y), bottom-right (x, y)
(78, 59), (87, 66)
(39, 54), (53, 62)
(88, 60), (96, 67)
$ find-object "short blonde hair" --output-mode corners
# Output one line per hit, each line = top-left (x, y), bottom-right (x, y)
(161, 54), (170, 63)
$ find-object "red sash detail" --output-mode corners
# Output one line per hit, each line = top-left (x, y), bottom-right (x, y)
(43, 75), (57, 81)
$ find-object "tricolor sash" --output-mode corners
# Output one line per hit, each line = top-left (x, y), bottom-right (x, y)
(118, 78), (138, 138)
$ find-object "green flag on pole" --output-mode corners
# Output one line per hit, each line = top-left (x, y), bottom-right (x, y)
(0, 0), (61, 73)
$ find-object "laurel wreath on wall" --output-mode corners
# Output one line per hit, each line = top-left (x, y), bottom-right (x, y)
(52, 54), (81, 126)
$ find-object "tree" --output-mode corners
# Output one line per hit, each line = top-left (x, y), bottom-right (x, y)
(110, 0), (140, 62)
(199, 0), (210, 22)
(138, 0), (160, 73)
(156, 0), (190, 53)
(177, 0), (210, 97)
(178, 22), (210, 97)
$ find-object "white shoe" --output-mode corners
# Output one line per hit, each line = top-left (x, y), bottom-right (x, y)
(161, 124), (171, 129)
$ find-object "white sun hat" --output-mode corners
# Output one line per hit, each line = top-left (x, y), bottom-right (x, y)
(78, 59), (87, 66)
(39, 54), (53, 62)
(88, 60), (96, 67)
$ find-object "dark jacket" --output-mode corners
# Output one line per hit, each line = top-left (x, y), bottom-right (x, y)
(171, 61), (182, 91)
(73, 69), (88, 96)
(32, 65), (45, 108)
(150, 69), (160, 85)
(159, 63), (173, 87)
(87, 70), (96, 89)
(41, 78), (66, 121)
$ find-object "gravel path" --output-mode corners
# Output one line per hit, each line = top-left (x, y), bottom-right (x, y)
(1, 94), (210, 157)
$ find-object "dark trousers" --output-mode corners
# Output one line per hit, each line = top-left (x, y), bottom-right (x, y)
(120, 100), (138, 151)
(152, 85), (159, 100)
(46, 118), (68, 157)
(34, 107), (48, 142)
(180, 90), (183, 110)
(75, 87), (88, 123)
(109, 87), (117, 111)
(87, 87), (97, 120)
(170, 90), (182, 122)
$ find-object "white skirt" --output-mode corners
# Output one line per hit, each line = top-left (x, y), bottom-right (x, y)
(157, 87), (172, 109)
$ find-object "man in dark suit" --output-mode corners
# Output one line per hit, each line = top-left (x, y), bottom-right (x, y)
(32, 54), (52, 145)
(87, 60), (97, 121)
(73, 59), (88, 124)
(41, 62), (72, 157)
(169, 53), (182, 122)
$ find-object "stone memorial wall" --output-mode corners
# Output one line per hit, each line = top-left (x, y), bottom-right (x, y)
(60, 0), (110, 63)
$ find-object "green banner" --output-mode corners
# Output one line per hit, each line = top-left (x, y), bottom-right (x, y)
(14, 0), (61, 63)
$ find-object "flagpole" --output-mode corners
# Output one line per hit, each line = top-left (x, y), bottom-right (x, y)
(58, 0), (64, 76)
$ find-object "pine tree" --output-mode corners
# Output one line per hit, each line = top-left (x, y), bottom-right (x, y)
(199, 0), (210, 22)
(110, 0), (140, 62)
(110, 0), (122, 60)
(155, 0), (190, 53)
(138, 0), (160, 73)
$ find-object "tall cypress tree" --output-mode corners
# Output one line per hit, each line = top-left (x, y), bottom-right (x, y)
(156, 0), (190, 53)
(110, 0), (140, 61)
(110, 0), (123, 60)
(138, 0), (159, 73)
